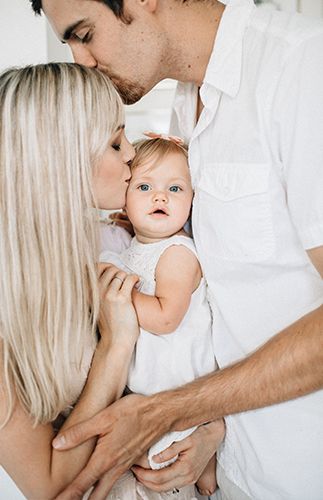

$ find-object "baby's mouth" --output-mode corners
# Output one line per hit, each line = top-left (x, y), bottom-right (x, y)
(150, 208), (169, 216)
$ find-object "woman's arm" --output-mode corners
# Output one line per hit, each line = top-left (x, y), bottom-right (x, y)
(0, 265), (139, 499)
(132, 245), (201, 334)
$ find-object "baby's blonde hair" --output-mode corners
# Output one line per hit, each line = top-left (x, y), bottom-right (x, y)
(131, 137), (188, 172)
(0, 63), (124, 426)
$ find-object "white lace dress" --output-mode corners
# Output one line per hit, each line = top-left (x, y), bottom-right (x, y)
(61, 227), (199, 500)
(100, 234), (216, 498)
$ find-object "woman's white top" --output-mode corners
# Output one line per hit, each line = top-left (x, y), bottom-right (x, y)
(101, 234), (216, 395)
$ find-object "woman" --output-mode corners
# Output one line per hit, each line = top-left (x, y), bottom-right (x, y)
(0, 63), (220, 499)
(0, 62), (139, 498)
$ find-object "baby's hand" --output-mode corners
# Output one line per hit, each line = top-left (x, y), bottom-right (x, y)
(109, 210), (134, 236)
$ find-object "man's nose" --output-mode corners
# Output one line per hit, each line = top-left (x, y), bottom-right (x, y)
(70, 44), (97, 68)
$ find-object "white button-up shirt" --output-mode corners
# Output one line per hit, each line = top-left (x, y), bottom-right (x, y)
(171, 1), (323, 498)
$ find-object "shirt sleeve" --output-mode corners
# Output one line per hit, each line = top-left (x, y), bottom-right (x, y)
(273, 34), (323, 250)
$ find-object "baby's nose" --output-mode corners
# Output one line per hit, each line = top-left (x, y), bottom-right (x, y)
(153, 191), (168, 203)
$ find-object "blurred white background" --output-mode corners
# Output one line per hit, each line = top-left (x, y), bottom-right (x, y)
(0, 0), (323, 497)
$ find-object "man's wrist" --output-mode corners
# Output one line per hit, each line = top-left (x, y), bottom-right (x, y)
(148, 388), (188, 433)
(147, 391), (178, 434)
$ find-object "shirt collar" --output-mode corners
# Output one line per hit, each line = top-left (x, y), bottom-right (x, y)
(202, 0), (255, 100)
(172, 0), (255, 136)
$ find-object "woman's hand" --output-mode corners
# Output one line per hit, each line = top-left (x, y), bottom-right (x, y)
(97, 263), (139, 348)
(131, 419), (225, 492)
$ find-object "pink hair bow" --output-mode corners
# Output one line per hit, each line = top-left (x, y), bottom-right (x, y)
(143, 131), (185, 146)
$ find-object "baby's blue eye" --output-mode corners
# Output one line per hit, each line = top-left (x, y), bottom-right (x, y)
(169, 185), (181, 192)
(138, 184), (150, 191)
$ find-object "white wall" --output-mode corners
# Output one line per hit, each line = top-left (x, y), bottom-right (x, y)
(263, 0), (323, 14)
(0, 467), (25, 499)
(300, 0), (323, 16)
(0, 0), (48, 71)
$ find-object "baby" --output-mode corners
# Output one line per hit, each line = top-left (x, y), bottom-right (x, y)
(101, 135), (217, 497)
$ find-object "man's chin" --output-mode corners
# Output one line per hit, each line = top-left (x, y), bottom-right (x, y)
(117, 84), (146, 105)
(98, 68), (147, 104)
(110, 78), (146, 105)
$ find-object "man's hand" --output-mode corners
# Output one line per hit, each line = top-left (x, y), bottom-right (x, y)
(131, 420), (225, 493)
(53, 394), (169, 499)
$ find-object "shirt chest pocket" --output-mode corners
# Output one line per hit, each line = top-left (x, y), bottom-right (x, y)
(193, 163), (275, 262)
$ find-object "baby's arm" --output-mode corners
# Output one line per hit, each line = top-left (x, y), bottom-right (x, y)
(132, 244), (201, 334)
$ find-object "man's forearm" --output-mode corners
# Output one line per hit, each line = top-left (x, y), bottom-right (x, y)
(155, 304), (323, 431)
(51, 304), (323, 499)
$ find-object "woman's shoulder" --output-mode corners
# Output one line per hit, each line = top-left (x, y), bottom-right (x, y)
(100, 222), (132, 254)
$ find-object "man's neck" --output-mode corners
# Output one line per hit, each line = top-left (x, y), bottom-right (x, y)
(163, 0), (225, 86)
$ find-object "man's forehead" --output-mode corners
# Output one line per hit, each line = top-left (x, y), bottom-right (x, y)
(42, 0), (103, 39)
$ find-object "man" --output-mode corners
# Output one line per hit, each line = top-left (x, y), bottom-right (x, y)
(31, 0), (323, 498)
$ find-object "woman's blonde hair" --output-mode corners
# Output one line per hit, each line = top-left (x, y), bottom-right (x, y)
(0, 63), (124, 425)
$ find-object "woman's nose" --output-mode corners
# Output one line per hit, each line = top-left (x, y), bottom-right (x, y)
(70, 44), (98, 68)
(124, 142), (135, 165)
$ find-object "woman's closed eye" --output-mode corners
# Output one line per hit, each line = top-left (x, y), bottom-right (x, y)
(112, 143), (121, 151)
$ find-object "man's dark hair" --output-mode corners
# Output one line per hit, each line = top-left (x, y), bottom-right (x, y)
(29, 0), (124, 18)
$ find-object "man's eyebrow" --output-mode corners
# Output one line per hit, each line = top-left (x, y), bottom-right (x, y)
(62, 19), (88, 42)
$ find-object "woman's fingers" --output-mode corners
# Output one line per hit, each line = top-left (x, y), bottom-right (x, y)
(97, 262), (116, 278)
(132, 459), (193, 492)
(151, 440), (187, 464)
(134, 453), (150, 468)
(98, 264), (120, 297)
(88, 470), (123, 500)
(120, 273), (140, 295)
(133, 421), (225, 493)
(108, 272), (128, 290)
(96, 262), (139, 346)
(97, 263), (139, 295)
